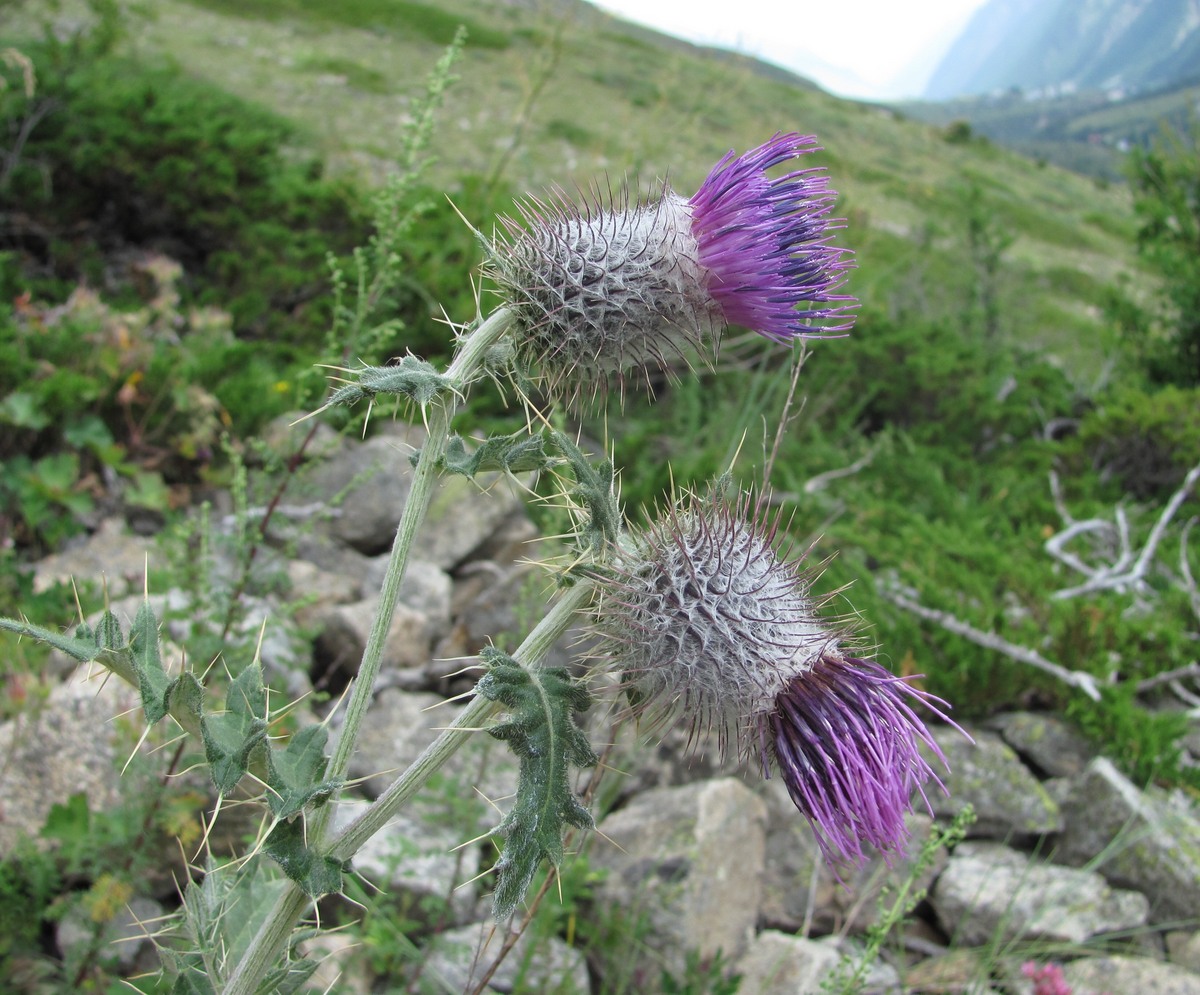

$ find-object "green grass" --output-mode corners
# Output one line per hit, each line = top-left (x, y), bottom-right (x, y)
(141, 0), (1140, 345)
(179, 0), (511, 49)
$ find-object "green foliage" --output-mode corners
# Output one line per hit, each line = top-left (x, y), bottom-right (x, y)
(1126, 120), (1200, 384)
(547, 432), (622, 557)
(1067, 685), (1198, 789)
(0, 45), (367, 345)
(476, 647), (597, 920)
(318, 356), (456, 413)
(434, 430), (554, 477)
(823, 807), (976, 994)
(164, 858), (317, 993)
(180, 0), (510, 49)
(1071, 384), (1200, 499)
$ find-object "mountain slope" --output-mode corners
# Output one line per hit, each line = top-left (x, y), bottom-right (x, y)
(925, 0), (1200, 99)
(139, 0), (1142, 376)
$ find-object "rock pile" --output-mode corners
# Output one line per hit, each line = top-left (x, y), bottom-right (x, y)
(6, 420), (1199, 993)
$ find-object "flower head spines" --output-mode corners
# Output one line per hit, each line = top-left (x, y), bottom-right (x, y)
(689, 132), (856, 342)
(596, 490), (837, 755)
(766, 653), (952, 869)
(490, 184), (721, 403)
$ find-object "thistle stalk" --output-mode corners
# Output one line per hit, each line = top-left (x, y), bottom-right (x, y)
(226, 305), (522, 995)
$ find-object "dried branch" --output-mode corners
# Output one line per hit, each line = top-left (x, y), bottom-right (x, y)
(1048, 459), (1200, 600)
(880, 585), (1103, 701)
(803, 445), (878, 495)
(1179, 517), (1200, 625)
(1133, 662), (1200, 694)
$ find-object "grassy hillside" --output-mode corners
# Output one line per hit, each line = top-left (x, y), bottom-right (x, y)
(140, 0), (1139, 377)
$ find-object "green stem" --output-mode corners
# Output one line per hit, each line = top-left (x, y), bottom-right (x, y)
(225, 306), (518, 995)
(330, 578), (595, 860)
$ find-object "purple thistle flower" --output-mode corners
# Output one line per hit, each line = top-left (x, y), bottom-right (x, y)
(490, 133), (854, 401)
(688, 132), (856, 343)
(594, 489), (955, 869)
(767, 652), (952, 868)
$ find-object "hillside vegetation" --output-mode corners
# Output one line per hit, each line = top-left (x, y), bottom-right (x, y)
(1, 1), (1199, 987)
(4, 0), (1195, 755)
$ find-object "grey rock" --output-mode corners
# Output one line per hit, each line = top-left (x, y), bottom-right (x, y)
(258, 411), (343, 464)
(314, 595), (431, 677)
(1168, 931), (1200, 972)
(931, 841), (1149, 946)
(298, 423), (526, 568)
(301, 930), (371, 995)
(56, 896), (163, 973)
(590, 778), (767, 979)
(435, 559), (578, 671)
(305, 429), (424, 554)
(333, 797), (479, 923)
(32, 517), (155, 597)
(287, 559), (362, 630)
(1057, 757), (1200, 923)
(1063, 954), (1200, 995)
(757, 776), (945, 935)
(421, 474), (527, 570)
(989, 710), (1094, 778)
(422, 919), (590, 994)
(344, 687), (519, 835)
(928, 727), (1062, 839)
(734, 932), (842, 995)
(0, 666), (141, 857)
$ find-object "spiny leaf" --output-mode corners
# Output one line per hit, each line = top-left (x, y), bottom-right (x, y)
(201, 664), (269, 795)
(422, 430), (554, 477)
(167, 857), (318, 992)
(475, 647), (597, 920)
(129, 599), (174, 723)
(265, 724), (341, 820)
(0, 616), (103, 662)
(549, 432), (621, 556)
(166, 671), (205, 725)
(323, 356), (453, 409)
(263, 818), (347, 899)
(92, 609), (125, 652)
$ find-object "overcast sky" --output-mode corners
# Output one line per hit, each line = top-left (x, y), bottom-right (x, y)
(586, 0), (990, 100)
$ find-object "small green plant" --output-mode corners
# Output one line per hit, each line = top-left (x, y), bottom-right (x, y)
(821, 806), (976, 994)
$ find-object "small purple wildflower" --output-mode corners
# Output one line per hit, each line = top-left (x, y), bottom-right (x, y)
(490, 133), (854, 401)
(594, 489), (955, 868)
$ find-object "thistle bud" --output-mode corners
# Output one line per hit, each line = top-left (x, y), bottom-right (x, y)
(594, 490), (955, 868)
(490, 133), (855, 402)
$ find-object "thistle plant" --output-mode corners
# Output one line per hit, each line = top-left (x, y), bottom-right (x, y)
(0, 60), (961, 985)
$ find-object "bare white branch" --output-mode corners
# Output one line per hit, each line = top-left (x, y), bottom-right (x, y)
(880, 585), (1103, 701)
(1049, 459), (1200, 600)
(802, 445), (878, 495)
(1049, 469), (1075, 527)
(1181, 517), (1200, 625)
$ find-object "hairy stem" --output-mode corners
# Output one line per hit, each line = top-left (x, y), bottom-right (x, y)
(226, 306), (526, 995)
(329, 578), (595, 860)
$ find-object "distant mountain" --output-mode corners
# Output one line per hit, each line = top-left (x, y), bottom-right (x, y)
(924, 0), (1200, 100)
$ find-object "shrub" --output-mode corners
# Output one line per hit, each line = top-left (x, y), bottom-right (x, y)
(0, 46), (368, 344)
(1072, 384), (1200, 499)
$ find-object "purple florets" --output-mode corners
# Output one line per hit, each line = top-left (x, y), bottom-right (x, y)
(766, 653), (952, 868)
(689, 132), (855, 342)
(490, 134), (855, 401)
(594, 489), (954, 868)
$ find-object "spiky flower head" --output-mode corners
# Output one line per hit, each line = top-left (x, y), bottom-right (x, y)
(594, 489), (953, 868)
(490, 133), (855, 402)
